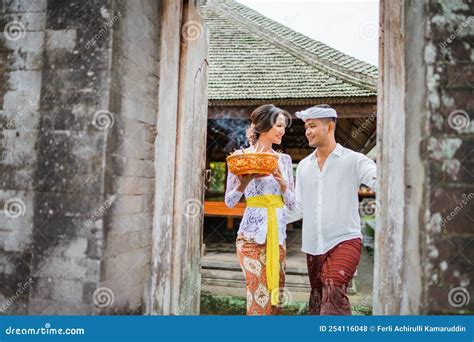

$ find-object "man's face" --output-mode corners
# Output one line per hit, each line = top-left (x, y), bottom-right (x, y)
(304, 118), (330, 148)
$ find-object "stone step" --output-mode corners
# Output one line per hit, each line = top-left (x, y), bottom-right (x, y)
(201, 268), (310, 292)
(201, 268), (356, 295)
(202, 259), (308, 275)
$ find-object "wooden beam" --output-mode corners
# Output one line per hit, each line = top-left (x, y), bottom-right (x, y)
(169, 1), (209, 315)
(149, 0), (183, 316)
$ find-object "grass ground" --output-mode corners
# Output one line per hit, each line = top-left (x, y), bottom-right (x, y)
(200, 293), (372, 316)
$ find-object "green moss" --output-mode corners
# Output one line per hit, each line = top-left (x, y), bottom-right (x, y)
(200, 293), (308, 315)
(351, 305), (373, 316)
(200, 293), (372, 316)
(200, 293), (246, 315)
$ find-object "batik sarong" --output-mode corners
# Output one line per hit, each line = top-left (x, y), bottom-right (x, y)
(236, 236), (286, 315)
(306, 237), (362, 315)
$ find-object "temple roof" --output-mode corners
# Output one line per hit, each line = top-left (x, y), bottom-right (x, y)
(199, 0), (378, 105)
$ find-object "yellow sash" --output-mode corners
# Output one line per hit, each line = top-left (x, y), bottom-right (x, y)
(246, 194), (284, 305)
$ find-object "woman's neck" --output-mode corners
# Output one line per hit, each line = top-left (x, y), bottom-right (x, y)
(254, 139), (273, 153)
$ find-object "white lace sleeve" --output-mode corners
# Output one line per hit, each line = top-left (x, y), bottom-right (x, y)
(286, 162), (304, 223)
(282, 154), (295, 210)
(224, 168), (243, 208)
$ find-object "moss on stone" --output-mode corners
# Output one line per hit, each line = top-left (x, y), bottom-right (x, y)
(200, 293), (372, 316)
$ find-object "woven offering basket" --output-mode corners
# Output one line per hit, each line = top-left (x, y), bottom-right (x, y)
(226, 152), (278, 176)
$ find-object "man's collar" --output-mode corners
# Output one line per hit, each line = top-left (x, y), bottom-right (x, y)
(312, 143), (343, 158)
(333, 143), (343, 157)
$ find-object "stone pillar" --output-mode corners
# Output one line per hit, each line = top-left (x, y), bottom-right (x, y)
(0, 0), (47, 315)
(375, 0), (473, 314)
(1, 0), (162, 314)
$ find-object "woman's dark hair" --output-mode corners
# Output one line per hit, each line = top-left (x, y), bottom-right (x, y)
(246, 104), (290, 145)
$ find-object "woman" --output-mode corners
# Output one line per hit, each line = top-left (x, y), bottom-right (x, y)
(225, 104), (295, 315)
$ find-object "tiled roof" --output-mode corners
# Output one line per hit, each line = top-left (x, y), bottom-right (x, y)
(199, 0), (378, 104)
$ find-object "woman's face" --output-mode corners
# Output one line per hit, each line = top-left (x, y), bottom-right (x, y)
(264, 113), (287, 145)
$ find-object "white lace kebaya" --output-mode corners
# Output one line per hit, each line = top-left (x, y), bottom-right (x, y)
(225, 148), (296, 245)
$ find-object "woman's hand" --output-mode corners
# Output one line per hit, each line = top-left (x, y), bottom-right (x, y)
(272, 167), (287, 193)
(236, 174), (264, 192)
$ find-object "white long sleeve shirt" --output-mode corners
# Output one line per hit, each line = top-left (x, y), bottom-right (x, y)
(225, 148), (295, 245)
(286, 143), (376, 256)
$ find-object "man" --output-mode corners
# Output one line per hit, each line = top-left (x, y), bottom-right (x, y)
(287, 104), (376, 315)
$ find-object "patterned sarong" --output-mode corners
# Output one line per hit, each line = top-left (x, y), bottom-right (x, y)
(306, 237), (362, 315)
(236, 236), (286, 315)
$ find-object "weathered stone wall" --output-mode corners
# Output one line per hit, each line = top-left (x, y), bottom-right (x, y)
(422, 0), (473, 314)
(0, 0), (161, 314)
(375, 0), (473, 314)
(0, 0), (47, 315)
(100, 0), (160, 314)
